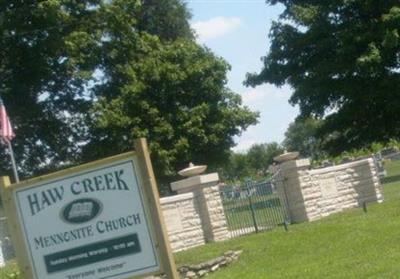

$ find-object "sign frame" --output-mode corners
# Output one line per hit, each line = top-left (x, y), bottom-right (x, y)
(0, 138), (178, 279)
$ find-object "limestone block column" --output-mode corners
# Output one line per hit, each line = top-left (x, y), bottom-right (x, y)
(170, 173), (229, 243)
(367, 158), (384, 203)
(279, 159), (312, 223)
(201, 185), (229, 242)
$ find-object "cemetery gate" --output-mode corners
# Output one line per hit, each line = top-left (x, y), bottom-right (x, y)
(220, 171), (290, 238)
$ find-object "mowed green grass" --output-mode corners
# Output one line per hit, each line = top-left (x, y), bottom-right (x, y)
(175, 160), (400, 278)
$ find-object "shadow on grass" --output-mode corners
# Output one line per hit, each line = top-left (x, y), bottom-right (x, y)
(381, 175), (400, 184)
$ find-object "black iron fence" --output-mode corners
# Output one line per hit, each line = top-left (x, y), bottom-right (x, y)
(220, 172), (289, 238)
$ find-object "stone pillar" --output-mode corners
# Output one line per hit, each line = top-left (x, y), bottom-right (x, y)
(279, 159), (312, 223)
(170, 173), (229, 243)
(367, 158), (384, 203)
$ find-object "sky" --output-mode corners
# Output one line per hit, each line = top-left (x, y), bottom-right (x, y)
(186, 0), (299, 152)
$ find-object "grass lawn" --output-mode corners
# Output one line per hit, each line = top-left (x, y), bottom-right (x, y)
(174, 160), (400, 278)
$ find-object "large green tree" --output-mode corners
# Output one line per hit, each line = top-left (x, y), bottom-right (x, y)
(0, 0), (258, 185)
(246, 1), (400, 154)
(220, 152), (252, 182)
(83, 33), (258, 183)
(283, 118), (323, 159)
(135, 0), (193, 41)
(246, 142), (283, 175)
(0, 0), (102, 177)
(220, 142), (283, 182)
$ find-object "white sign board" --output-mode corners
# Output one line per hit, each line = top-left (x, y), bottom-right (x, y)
(13, 157), (160, 279)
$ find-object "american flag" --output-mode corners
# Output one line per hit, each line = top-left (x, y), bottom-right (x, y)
(0, 97), (15, 142)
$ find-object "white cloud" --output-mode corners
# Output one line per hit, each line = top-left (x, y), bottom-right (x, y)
(232, 125), (260, 152)
(191, 17), (243, 42)
(231, 84), (298, 152)
(241, 84), (292, 110)
(232, 138), (258, 153)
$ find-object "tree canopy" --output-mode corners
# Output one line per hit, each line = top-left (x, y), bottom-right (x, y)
(220, 152), (252, 182)
(135, 0), (193, 41)
(221, 142), (283, 182)
(283, 118), (323, 159)
(83, 36), (258, 182)
(246, 1), (400, 154)
(246, 142), (283, 175)
(0, 0), (102, 176)
(0, 0), (258, 185)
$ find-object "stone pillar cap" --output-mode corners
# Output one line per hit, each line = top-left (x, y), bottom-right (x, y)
(274, 151), (299, 163)
(171, 173), (219, 192)
(178, 162), (207, 177)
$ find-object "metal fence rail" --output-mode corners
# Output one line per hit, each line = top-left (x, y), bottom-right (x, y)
(220, 173), (289, 238)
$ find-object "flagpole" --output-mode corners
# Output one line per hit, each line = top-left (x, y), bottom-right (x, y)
(7, 140), (19, 183)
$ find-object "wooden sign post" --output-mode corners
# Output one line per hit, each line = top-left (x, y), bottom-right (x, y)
(0, 138), (178, 279)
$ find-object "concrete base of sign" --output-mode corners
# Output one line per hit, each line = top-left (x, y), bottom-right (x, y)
(170, 173), (219, 194)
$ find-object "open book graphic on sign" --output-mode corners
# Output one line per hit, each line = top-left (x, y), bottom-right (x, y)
(68, 202), (94, 219)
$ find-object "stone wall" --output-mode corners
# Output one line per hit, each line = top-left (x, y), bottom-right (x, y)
(160, 193), (205, 252)
(160, 180), (229, 252)
(280, 158), (383, 223)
